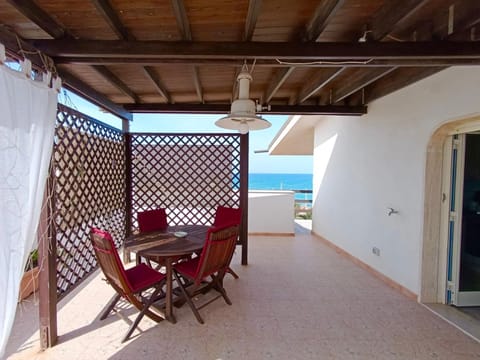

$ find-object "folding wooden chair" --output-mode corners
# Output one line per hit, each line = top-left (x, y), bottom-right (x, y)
(213, 206), (242, 279)
(173, 224), (239, 324)
(90, 228), (166, 342)
(136, 208), (168, 266)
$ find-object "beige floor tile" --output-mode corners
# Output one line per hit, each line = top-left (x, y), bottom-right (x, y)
(5, 221), (480, 359)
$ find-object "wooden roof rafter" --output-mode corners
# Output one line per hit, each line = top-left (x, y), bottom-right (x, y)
(142, 66), (171, 103)
(92, 0), (171, 104)
(302, 0), (346, 42)
(93, 65), (140, 103)
(370, 0), (430, 41)
(297, 67), (346, 104)
(327, 0), (434, 106)
(171, 0), (203, 103)
(333, 67), (397, 103)
(364, 0), (480, 103)
(0, 23), (131, 121)
(2, 0), (480, 117)
(264, 0), (345, 106)
(5, 0), (136, 119)
(5, 0), (67, 39)
(244, 0), (263, 41)
(91, 0), (131, 40)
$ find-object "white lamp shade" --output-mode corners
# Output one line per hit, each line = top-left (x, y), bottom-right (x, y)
(215, 66), (271, 133)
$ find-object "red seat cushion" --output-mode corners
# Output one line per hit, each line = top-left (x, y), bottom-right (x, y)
(213, 206), (241, 227)
(126, 263), (166, 292)
(138, 208), (168, 232)
(174, 257), (200, 279)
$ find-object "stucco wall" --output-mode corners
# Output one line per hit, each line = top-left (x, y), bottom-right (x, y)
(311, 66), (480, 294)
(248, 190), (295, 234)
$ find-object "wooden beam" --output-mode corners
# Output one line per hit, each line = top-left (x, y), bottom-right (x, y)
(92, 65), (139, 103)
(264, 67), (296, 103)
(333, 67), (397, 103)
(171, 0), (192, 40)
(303, 0), (346, 41)
(192, 65), (204, 103)
(2, 2), (136, 122)
(31, 40), (480, 60)
(0, 26), (47, 66)
(443, 1), (480, 39)
(58, 69), (132, 121)
(52, 56), (480, 67)
(244, 0), (263, 41)
(366, 67), (446, 103)
(364, 2), (472, 103)
(297, 67), (346, 104)
(6, 0), (66, 38)
(170, 0), (203, 103)
(371, 0), (429, 40)
(143, 66), (171, 103)
(92, 1), (173, 102)
(91, 0), (130, 40)
(123, 103), (367, 115)
(336, 0), (428, 106)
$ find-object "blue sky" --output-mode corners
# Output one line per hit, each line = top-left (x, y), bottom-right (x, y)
(59, 90), (312, 174)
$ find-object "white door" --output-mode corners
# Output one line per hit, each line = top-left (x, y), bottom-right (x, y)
(447, 133), (480, 306)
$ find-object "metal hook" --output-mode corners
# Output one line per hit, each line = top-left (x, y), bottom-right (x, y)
(387, 207), (398, 216)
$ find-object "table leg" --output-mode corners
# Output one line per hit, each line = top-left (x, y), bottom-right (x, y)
(165, 258), (177, 324)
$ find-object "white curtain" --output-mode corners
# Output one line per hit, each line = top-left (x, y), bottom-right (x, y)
(0, 54), (58, 357)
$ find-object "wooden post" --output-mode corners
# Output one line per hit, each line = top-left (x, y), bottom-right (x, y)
(38, 172), (57, 349)
(123, 119), (133, 262)
(240, 133), (249, 265)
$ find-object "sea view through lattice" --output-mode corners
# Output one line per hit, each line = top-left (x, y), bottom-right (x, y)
(248, 173), (313, 202)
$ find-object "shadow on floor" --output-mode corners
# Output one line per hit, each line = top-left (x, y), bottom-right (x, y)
(294, 219), (311, 234)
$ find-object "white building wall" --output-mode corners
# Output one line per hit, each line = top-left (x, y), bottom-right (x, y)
(311, 66), (480, 294)
(248, 190), (295, 234)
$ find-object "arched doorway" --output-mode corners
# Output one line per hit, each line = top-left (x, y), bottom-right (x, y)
(422, 115), (480, 304)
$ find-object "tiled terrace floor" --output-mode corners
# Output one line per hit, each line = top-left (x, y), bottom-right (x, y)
(5, 221), (480, 359)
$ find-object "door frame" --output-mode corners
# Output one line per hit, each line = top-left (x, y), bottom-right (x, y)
(421, 115), (480, 304)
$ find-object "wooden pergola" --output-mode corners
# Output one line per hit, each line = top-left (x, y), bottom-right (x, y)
(1, 0), (479, 122)
(2, 0), (480, 350)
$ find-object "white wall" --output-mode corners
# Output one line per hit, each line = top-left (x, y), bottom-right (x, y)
(311, 66), (480, 294)
(248, 190), (295, 234)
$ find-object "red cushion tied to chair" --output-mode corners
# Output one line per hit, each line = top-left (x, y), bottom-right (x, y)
(137, 208), (168, 232)
(213, 206), (242, 227)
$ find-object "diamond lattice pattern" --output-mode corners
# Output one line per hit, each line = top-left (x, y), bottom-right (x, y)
(130, 133), (241, 230)
(53, 105), (125, 299)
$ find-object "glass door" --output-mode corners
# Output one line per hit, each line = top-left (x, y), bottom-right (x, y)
(449, 133), (480, 306)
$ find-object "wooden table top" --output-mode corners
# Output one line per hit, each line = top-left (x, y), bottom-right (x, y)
(125, 224), (208, 258)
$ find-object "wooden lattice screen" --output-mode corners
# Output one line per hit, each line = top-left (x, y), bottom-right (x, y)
(53, 105), (125, 299)
(128, 133), (242, 231)
(48, 110), (246, 300)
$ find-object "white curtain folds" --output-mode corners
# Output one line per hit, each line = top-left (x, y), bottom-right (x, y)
(0, 47), (59, 357)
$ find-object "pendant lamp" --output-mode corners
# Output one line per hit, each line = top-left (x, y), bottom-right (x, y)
(215, 64), (271, 134)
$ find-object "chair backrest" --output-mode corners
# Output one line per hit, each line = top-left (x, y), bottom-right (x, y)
(193, 224), (240, 284)
(137, 208), (168, 233)
(90, 228), (133, 296)
(213, 206), (242, 227)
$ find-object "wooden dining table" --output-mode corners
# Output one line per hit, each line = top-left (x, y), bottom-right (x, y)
(124, 224), (209, 323)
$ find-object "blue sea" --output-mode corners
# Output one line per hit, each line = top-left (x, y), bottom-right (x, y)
(249, 173), (312, 202)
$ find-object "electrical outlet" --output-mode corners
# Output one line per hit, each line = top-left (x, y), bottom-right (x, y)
(372, 247), (380, 256)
